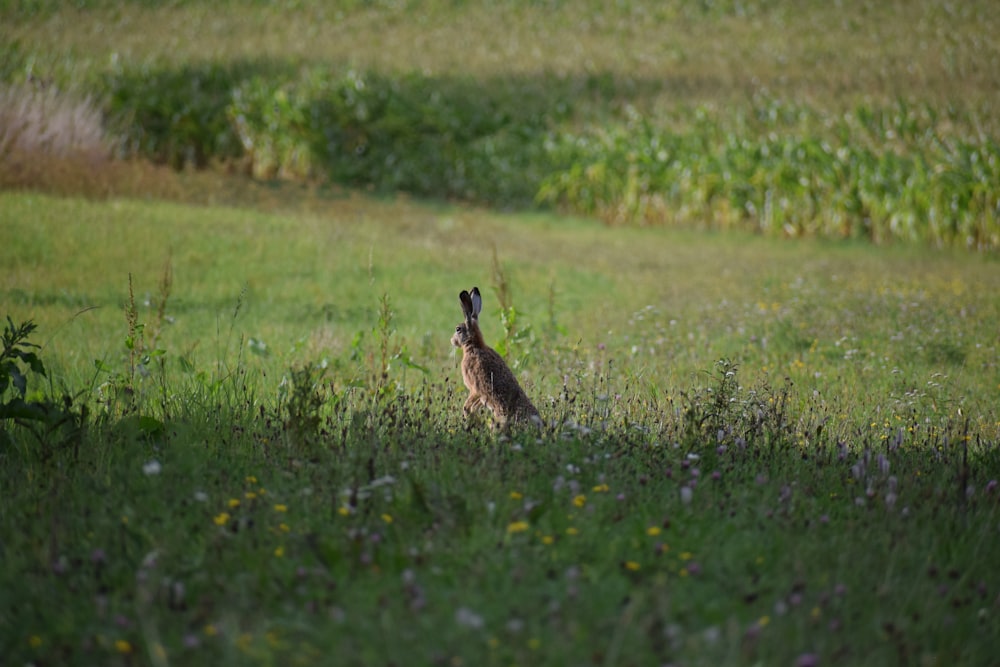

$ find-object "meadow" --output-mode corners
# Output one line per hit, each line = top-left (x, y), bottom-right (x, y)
(2, 1), (1000, 666)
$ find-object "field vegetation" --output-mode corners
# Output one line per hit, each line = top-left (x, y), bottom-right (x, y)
(1, 1), (999, 666)
(2, 0), (999, 248)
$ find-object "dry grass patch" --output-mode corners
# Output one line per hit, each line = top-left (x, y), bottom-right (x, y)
(0, 83), (108, 157)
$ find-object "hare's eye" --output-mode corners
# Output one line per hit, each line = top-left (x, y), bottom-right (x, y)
(456, 326), (462, 333)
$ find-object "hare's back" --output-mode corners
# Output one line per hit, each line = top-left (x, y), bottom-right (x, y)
(466, 347), (523, 393)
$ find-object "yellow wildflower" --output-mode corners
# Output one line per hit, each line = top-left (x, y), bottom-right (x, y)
(507, 521), (530, 534)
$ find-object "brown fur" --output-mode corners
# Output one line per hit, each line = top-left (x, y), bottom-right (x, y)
(451, 287), (540, 429)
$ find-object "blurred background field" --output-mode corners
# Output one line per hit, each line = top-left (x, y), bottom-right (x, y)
(2, 0), (999, 248)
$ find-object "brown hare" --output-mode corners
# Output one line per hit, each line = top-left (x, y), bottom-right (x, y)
(451, 287), (541, 429)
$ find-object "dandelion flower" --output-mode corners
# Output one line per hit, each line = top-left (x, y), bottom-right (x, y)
(337, 506), (351, 516)
(573, 495), (587, 508)
(565, 526), (579, 536)
(274, 504), (288, 513)
(646, 526), (662, 536)
(274, 546), (284, 558)
(592, 483), (610, 493)
(115, 639), (132, 654)
(29, 636), (42, 648)
(228, 498), (241, 509)
(624, 561), (641, 571)
(509, 491), (523, 500)
(213, 512), (230, 526)
(381, 513), (393, 524)
(541, 535), (555, 545)
(507, 521), (530, 534)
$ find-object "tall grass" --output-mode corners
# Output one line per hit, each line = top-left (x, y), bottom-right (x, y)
(1, 287), (998, 665)
(0, 83), (108, 158)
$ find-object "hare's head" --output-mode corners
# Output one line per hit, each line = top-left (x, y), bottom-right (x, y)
(451, 287), (484, 348)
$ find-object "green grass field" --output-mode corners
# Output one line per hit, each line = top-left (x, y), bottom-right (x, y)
(2, 2), (1000, 666)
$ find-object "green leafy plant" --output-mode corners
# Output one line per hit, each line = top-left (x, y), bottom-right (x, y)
(0, 317), (47, 422)
(279, 362), (329, 453)
(0, 317), (88, 457)
(538, 99), (1000, 249)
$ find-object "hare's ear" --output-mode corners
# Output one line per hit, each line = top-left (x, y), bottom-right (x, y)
(459, 290), (474, 320)
(470, 287), (482, 319)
